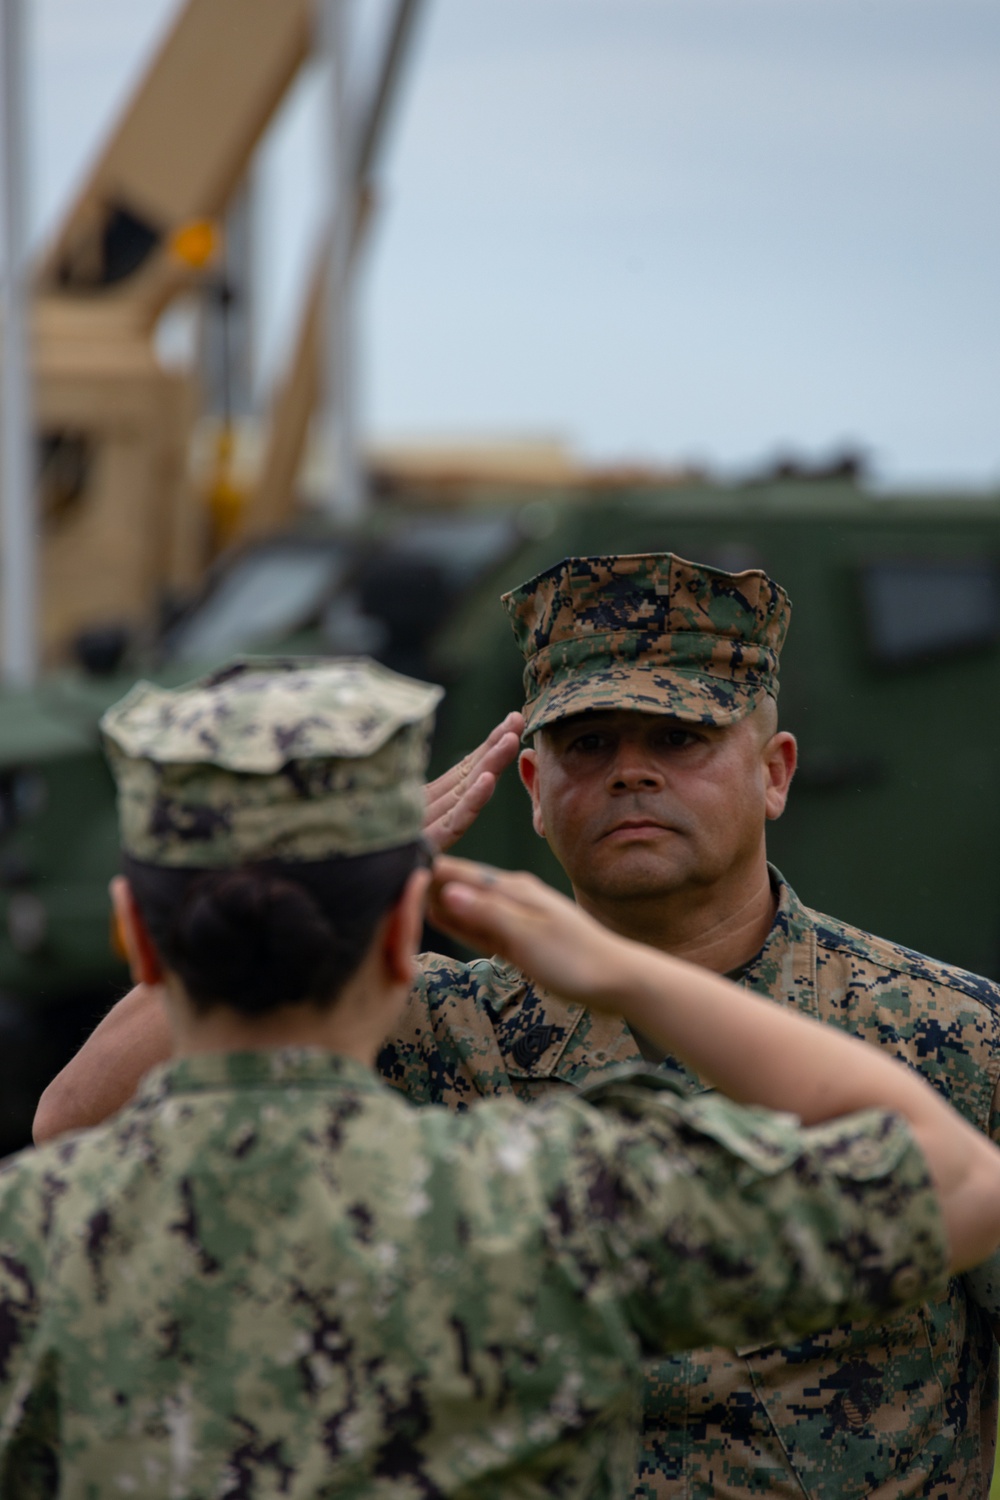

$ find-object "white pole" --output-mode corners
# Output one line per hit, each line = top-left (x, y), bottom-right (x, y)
(321, 0), (365, 524)
(0, 0), (37, 685)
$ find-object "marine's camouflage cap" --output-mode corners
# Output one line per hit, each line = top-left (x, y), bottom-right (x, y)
(100, 657), (443, 867)
(502, 552), (791, 734)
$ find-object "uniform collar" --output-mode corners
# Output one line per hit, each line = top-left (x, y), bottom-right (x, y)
(135, 1048), (382, 1107)
(491, 868), (820, 1089)
(636, 869), (820, 1092)
(740, 866), (820, 1019)
(569, 870), (821, 1092)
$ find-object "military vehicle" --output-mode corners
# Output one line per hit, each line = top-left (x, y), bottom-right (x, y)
(2, 473), (1000, 1152)
(0, 0), (433, 1147)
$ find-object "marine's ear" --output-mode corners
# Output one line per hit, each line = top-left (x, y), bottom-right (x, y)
(109, 876), (165, 987)
(762, 731), (797, 821)
(517, 747), (546, 838)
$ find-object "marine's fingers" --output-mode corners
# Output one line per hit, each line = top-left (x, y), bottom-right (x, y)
(472, 728), (522, 783)
(424, 770), (495, 852)
(432, 854), (505, 889)
(433, 855), (546, 898)
(425, 714), (523, 803)
(424, 733), (520, 818)
(423, 720), (523, 852)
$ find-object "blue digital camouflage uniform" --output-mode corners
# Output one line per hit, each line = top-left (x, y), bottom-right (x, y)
(379, 872), (1000, 1500)
(0, 1047), (948, 1499)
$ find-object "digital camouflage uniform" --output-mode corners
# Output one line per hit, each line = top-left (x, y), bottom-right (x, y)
(380, 873), (1000, 1499)
(379, 552), (1000, 1499)
(101, 655), (445, 867)
(0, 1045), (947, 1500)
(0, 655), (956, 1497)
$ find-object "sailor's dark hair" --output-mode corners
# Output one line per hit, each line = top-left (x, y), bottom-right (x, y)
(123, 843), (427, 1018)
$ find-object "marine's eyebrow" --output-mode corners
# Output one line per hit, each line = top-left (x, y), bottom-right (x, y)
(551, 713), (617, 737)
(553, 722), (615, 747)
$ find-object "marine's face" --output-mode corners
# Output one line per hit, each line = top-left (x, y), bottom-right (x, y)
(518, 705), (795, 906)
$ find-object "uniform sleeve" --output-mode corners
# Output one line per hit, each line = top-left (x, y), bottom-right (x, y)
(0, 1145), (92, 1491)
(963, 1251), (1000, 1337)
(377, 955), (515, 1109)
(0, 1157), (49, 1422)
(547, 1071), (950, 1357)
(376, 971), (439, 1106)
(961, 1068), (1000, 1336)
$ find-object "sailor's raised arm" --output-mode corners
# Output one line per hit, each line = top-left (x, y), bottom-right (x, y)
(429, 856), (1000, 1275)
(33, 983), (170, 1143)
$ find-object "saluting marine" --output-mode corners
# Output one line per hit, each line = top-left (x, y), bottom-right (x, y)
(391, 554), (1000, 1500)
(6, 655), (1000, 1497)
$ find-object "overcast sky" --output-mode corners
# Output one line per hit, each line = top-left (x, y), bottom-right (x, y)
(28, 0), (1000, 487)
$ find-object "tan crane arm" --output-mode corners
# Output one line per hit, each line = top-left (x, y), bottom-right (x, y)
(35, 0), (313, 326)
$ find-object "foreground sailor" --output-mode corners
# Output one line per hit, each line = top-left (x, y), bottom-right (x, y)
(37, 556), (1000, 1499)
(5, 656), (1000, 1498)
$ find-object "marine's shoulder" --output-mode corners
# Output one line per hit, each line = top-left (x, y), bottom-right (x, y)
(801, 899), (1000, 1014)
(414, 950), (530, 1019)
(411, 950), (592, 1065)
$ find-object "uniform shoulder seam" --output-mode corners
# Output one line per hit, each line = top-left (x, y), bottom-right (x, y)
(805, 908), (1000, 1013)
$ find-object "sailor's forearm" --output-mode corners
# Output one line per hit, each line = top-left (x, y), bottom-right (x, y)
(33, 984), (171, 1143)
(430, 857), (1000, 1274)
(605, 945), (1000, 1273)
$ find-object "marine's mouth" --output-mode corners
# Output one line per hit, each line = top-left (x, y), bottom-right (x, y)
(600, 817), (675, 841)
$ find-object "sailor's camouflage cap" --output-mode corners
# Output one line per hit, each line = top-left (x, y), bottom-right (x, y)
(101, 657), (443, 866)
(502, 552), (791, 734)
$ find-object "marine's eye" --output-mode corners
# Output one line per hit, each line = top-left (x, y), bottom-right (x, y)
(566, 732), (613, 754)
(661, 729), (701, 749)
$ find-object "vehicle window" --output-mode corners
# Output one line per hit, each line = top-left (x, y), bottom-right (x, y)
(380, 515), (518, 588)
(352, 514), (522, 674)
(861, 558), (1000, 666)
(167, 547), (345, 664)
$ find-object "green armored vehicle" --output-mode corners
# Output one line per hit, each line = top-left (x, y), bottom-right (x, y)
(1, 478), (999, 1149)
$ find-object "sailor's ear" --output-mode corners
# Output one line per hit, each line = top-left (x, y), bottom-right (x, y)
(382, 867), (431, 985)
(110, 877), (165, 987)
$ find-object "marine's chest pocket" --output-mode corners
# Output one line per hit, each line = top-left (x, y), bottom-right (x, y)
(504, 1018), (598, 1102)
(499, 1009), (580, 1103)
(737, 1306), (948, 1500)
